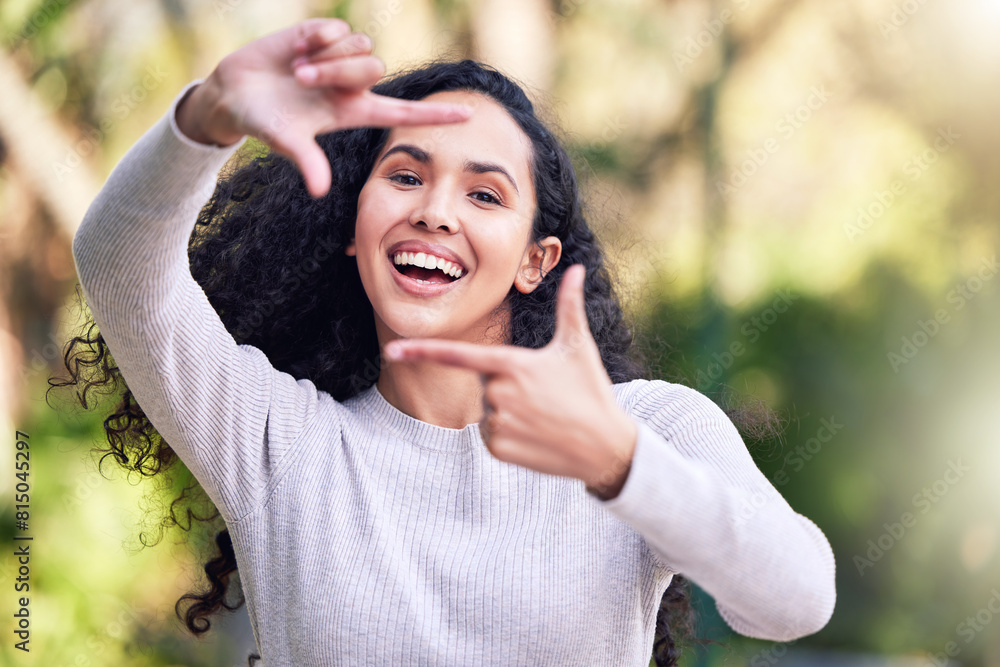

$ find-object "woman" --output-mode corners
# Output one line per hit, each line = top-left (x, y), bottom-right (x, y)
(62, 17), (835, 666)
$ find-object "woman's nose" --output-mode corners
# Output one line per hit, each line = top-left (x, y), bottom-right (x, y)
(409, 188), (460, 233)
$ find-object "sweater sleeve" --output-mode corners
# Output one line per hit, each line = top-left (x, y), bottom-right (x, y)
(592, 380), (836, 641)
(72, 80), (327, 524)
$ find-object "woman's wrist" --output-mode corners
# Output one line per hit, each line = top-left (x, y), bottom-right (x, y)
(585, 412), (637, 500)
(175, 76), (244, 147)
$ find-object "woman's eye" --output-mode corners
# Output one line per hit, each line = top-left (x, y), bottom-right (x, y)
(389, 173), (420, 186)
(472, 191), (502, 205)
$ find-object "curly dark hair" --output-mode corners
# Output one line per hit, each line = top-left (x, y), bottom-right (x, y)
(52, 59), (711, 666)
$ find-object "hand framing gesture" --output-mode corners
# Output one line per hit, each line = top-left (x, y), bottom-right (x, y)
(176, 18), (472, 197)
(385, 265), (639, 499)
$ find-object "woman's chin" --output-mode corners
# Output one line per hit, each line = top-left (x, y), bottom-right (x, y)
(373, 296), (504, 343)
(380, 309), (459, 341)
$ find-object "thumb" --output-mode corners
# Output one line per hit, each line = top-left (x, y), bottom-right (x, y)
(553, 264), (590, 348)
(269, 128), (332, 198)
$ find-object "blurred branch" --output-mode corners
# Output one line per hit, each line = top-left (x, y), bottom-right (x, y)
(730, 0), (807, 63)
(0, 53), (99, 239)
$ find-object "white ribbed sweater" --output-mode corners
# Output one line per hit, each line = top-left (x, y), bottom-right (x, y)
(71, 80), (836, 666)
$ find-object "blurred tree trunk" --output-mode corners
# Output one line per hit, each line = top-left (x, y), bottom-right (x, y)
(0, 54), (100, 238)
(471, 0), (554, 93)
(0, 52), (100, 432)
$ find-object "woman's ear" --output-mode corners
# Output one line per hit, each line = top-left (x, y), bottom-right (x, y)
(345, 238), (356, 256)
(514, 236), (562, 294)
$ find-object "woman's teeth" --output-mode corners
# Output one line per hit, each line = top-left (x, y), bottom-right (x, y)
(393, 251), (464, 278)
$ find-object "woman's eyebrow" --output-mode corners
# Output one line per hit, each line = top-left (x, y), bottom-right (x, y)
(377, 144), (430, 165)
(464, 159), (519, 195)
(378, 143), (519, 195)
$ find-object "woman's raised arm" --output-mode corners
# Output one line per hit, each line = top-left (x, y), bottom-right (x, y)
(72, 19), (472, 522)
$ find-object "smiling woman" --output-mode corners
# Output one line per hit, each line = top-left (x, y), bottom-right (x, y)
(52, 17), (835, 667)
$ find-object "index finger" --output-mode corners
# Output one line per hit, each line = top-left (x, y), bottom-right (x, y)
(385, 339), (513, 375)
(342, 92), (473, 128)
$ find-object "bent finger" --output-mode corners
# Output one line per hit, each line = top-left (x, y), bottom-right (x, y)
(295, 54), (385, 89)
(294, 18), (352, 55)
(293, 32), (373, 68)
(485, 433), (560, 473)
(479, 408), (505, 442)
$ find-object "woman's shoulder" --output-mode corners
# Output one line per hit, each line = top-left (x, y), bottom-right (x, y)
(611, 378), (729, 426)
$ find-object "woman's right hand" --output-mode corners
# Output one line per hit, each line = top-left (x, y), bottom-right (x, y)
(175, 18), (472, 197)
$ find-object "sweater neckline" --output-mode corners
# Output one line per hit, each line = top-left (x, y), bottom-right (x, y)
(352, 384), (482, 453)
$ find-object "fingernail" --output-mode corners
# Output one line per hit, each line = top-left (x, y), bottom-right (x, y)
(292, 55), (308, 68)
(384, 343), (402, 361)
(296, 64), (317, 83)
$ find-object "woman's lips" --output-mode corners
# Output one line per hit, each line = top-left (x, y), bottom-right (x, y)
(388, 254), (464, 297)
(386, 240), (467, 274)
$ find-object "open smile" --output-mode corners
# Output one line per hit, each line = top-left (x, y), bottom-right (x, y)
(385, 240), (469, 297)
(386, 247), (468, 297)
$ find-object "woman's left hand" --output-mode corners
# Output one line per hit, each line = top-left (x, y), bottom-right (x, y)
(384, 264), (638, 499)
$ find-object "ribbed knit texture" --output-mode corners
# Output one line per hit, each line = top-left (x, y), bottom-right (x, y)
(71, 80), (836, 666)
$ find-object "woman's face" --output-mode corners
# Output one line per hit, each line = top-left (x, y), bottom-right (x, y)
(348, 90), (561, 344)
